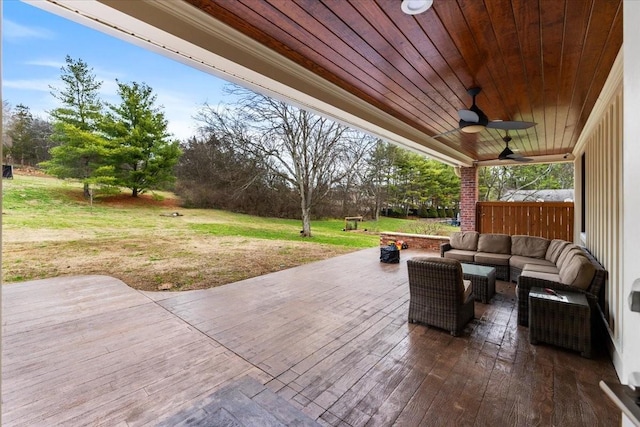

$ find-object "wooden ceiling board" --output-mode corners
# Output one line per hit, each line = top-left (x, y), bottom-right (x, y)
(509, 0), (544, 156)
(553, 1), (590, 155)
(457, 0), (538, 158)
(539, 0), (568, 154)
(352, 3), (458, 120)
(185, 0), (622, 162)
(254, 1), (457, 139)
(386, 6), (474, 151)
(192, 0), (398, 122)
(561, 0), (622, 153)
(319, 1), (459, 131)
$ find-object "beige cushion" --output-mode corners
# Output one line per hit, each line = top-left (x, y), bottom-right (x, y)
(477, 234), (511, 254)
(449, 231), (479, 251)
(545, 239), (571, 263)
(559, 248), (587, 271)
(509, 255), (555, 270)
(444, 249), (476, 263)
(463, 279), (473, 302)
(523, 264), (560, 274)
(511, 235), (551, 258)
(559, 255), (596, 290)
(520, 270), (561, 282)
(474, 252), (510, 266)
(556, 244), (580, 267)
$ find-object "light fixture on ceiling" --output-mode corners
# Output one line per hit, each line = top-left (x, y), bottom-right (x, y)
(401, 0), (433, 15)
(460, 124), (485, 134)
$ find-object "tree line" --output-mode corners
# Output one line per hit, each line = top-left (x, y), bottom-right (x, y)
(2, 56), (573, 236)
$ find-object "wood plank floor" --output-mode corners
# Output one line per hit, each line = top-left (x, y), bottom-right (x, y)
(2, 248), (621, 426)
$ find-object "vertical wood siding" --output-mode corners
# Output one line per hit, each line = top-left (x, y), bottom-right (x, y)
(583, 87), (623, 339)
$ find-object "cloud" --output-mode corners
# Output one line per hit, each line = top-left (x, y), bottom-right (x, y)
(26, 58), (123, 81)
(25, 59), (66, 69)
(99, 80), (121, 98)
(3, 79), (53, 92)
(3, 19), (54, 41)
(167, 118), (199, 141)
(150, 88), (204, 140)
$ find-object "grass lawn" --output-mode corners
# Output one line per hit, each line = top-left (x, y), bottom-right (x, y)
(2, 173), (455, 291)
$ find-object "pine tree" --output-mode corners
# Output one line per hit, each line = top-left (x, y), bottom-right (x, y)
(44, 56), (111, 197)
(102, 81), (181, 197)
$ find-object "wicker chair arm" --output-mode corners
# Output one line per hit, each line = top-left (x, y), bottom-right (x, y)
(440, 242), (452, 257)
(518, 275), (587, 296)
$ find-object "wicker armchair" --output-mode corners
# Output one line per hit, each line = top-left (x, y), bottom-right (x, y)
(407, 257), (475, 336)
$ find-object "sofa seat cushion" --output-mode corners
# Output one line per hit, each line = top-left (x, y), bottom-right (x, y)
(477, 233), (511, 254)
(474, 252), (510, 266)
(520, 270), (561, 282)
(511, 235), (551, 259)
(449, 231), (479, 251)
(444, 249), (476, 263)
(523, 264), (560, 275)
(545, 239), (571, 263)
(559, 254), (596, 290)
(509, 255), (555, 270)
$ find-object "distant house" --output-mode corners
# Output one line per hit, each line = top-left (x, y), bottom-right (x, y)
(500, 189), (574, 202)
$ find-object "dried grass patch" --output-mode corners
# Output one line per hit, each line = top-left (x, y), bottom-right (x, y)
(2, 234), (354, 291)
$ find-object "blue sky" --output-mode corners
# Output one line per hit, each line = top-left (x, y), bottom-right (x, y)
(2, 0), (232, 140)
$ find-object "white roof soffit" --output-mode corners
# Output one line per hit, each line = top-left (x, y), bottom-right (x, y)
(27, 0), (474, 167)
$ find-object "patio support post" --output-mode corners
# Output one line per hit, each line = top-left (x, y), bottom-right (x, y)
(460, 166), (478, 232)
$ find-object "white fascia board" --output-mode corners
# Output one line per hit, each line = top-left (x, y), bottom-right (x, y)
(28, 0), (473, 167)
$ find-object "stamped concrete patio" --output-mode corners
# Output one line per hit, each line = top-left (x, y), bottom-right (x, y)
(1, 248), (620, 426)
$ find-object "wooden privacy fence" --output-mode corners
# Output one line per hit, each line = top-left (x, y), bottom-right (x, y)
(477, 201), (574, 241)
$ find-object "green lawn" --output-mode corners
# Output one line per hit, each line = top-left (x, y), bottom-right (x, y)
(2, 173), (456, 290)
(2, 174), (454, 247)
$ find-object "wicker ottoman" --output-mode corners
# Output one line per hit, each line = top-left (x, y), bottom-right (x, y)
(461, 263), (496, 303)
(528, 287), (591, 357)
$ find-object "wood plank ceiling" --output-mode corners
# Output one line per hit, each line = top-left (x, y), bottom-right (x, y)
(185, 0), (622, 162)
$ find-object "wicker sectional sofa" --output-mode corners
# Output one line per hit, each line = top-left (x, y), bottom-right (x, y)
(440, 231), (607, 326)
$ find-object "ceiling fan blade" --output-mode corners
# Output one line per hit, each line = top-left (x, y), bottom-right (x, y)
(487, 120), (537, 130)
(506, 152), (534, 162)
(432, 128), (462, 138)
(458, 109), (479, 123)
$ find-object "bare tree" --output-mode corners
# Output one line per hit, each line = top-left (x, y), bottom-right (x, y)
(3, 104), (55, 166)
(197, 87), (371, 236)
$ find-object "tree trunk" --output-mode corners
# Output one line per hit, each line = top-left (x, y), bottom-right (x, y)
(132, 188), (139, 197)
(83, 182), (90, 199)
(301, 205), (312, 237)
(374, 190), (382, 222)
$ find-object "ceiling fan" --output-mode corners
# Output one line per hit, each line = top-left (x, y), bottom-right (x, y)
(498, 131), (532, 162)
(434, 87), (536, 137)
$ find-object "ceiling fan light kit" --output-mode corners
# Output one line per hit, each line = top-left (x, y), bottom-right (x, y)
(498, 132), (533, 162)
(456, 87), (536, 133)
(401, 0), (433, 15)
(460, 124), (485, 133)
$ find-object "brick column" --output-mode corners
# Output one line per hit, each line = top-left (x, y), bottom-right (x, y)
(460, 166), (478, 232)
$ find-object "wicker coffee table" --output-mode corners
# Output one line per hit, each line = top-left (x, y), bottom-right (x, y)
(460, 263), (496, 303)
(528, 287), (591, 357)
